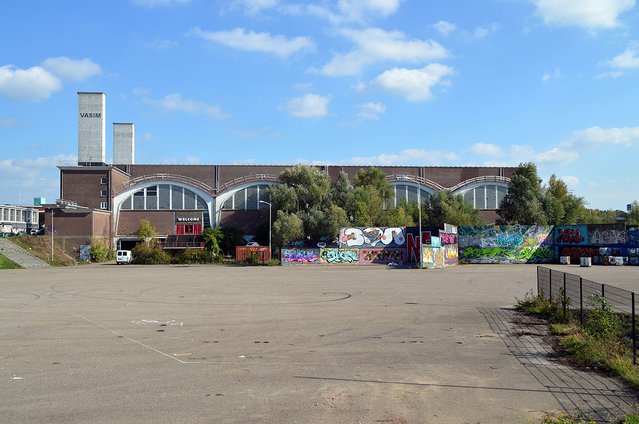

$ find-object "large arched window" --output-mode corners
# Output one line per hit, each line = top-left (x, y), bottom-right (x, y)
(120, 184), (207, 211)
(390, 183), (435, 207)
(220, 184), (272, 210)
(459, 184), (508, 210)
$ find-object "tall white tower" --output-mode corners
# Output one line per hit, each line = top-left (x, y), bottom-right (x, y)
(113, 123), (135, 165)
(78, 92), (106, 166)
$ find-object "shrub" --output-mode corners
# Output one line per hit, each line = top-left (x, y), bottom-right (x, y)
(174, 248), (213, 264)
(132, 243), (171, 264)
(584, 294), (623, 339)
(90, 239), (114, 262)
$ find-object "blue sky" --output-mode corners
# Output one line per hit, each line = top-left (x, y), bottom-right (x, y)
(1, 0), (638, 210)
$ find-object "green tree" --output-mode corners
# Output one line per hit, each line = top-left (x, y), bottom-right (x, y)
(202, 226), (223, 259)
(542, 174), (585, 224)
(498, 163), (547, 225)
(426, 190), (483, 227)
(137, 219), (158, 242)
(330, 171), (354, 211)
(353, 167), (394, 201)
(272, 210), (304, 247)
(628, 201), (639, 225)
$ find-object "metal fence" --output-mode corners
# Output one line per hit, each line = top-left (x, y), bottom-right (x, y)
(537, 266), (637, 364)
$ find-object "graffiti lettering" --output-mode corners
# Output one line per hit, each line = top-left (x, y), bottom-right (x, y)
(320, 248), (359, 264)
(590, 229), (627, 245)
(440, 233), (457, 245)
(559, 246), (600, 263)
(360, 248), (405, 264)
(556, 227), (585, 244)
(340, 227), (406, 248)
(444, 244), (459, 266)
(282, 248), (319, 265)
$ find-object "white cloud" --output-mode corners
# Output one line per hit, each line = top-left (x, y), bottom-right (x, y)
(0, 118), (16, 126)
(305, 0), (401, 24)
(606, 42), (639, 69)
(185, 156), (201, 164)
(356, 101), (386, 120)
(233, 0), (279, 14)
(41, 57), (102, 82)
(348, 148), (459, 166)
(542, 68), (561, 82)
(281, 93), (330, 118)
(561, 175), (580, 187)
(0, 65), (61, 101)
(597, 70), (625, 79)
(534, 147), (579, 163)
(432, 20), (456, 37)
(469, 143), (503, 156)
(191, 27), (314, 58)
(318, 28), (448, 76)
(472, 23), (499, 39)
(532, 0), (635, 30)
(372, 63), (454, 102)
(0, 154), (76, 202)
(130, 0), (189, 6)
(149, 93), (229, 119)
(564, 126), (639, 147)
(150, 39), (179, 49)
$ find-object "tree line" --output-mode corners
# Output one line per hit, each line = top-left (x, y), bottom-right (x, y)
(266, 163), (639, 247)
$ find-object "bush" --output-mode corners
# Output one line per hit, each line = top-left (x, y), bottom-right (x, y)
(132, 243), (171, 264)
(174, 248), (213, 264)
(516, 290), (566, 323)
(584, 294), (623, 339)
(90, 239), (114, 262)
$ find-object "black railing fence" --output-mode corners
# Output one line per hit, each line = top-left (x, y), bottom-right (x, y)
(537, 266), (637, 364)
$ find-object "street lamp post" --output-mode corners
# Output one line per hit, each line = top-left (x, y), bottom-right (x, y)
(50, 208), (54, 261)
(417, 180), (423, 269)
(259, 200), (272, 259)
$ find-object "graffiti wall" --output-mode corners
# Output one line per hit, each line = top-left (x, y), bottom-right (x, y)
(459, 225), (554, 264)
(319, 248), (359, 264)
(281, 248), (320, 265)
(444, 244), (459, 266)
(422, 247), (444, 269)
(339, 227), (406, 248)
(554, 225), (588, 245)
(360, 248), (405, 264)
(589, 226), (627, 245)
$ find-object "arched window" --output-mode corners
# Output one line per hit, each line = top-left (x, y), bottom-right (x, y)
(120, 184), (207, 211)
(221, 184), (272, 210)
(390, 184), (434, 208)
(460, 185), (507, 210)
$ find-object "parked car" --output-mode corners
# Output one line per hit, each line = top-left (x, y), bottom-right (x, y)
(246, 241), (259, 246)
(30, 228), (44, 235)
(116, 250), (133, 264)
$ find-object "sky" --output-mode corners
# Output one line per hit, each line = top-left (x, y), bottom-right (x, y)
(0, 0), (638, 210)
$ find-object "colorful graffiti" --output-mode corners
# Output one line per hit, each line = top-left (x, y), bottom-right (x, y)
(360, 248), (405, 264)
(629, 231), (639, 247)
(281, 248), (320, 265)
(422, 247), (444, 269)
(559, 246), (601, 263)
(440, 232), (457, 245)
(590, 228), (627, 245)
(339, 227), (406, 248)
(444, 244), (459, 266)
(555, 225), (588, 245)
(319, 248), (359, 264)
(459, 225), (554, 264)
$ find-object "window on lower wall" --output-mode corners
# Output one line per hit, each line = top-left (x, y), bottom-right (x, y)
(222, 184), (272, 210)
(100, 202), (108, 210)
(461, 185), (508, 210)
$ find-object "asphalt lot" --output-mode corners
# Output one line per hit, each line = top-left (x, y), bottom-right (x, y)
(0, 263), (637, 423)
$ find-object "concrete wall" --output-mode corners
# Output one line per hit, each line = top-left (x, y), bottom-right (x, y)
(113, 123), (135, 165)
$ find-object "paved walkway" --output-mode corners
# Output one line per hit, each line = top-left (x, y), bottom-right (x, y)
(481, 307), (638, 422)
(0, 237), (50, 269)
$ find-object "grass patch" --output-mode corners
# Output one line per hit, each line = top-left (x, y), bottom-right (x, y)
(518, 290), (639, 391)
(541, 414), (639, 423)
(8, 235), (76, 266)
(0, 253), (22, 269)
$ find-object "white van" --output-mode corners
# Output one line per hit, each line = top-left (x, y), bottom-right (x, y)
(116, 250), (133, 264)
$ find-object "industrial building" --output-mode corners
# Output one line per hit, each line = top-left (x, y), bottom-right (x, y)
(48, 92), (516, 256)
